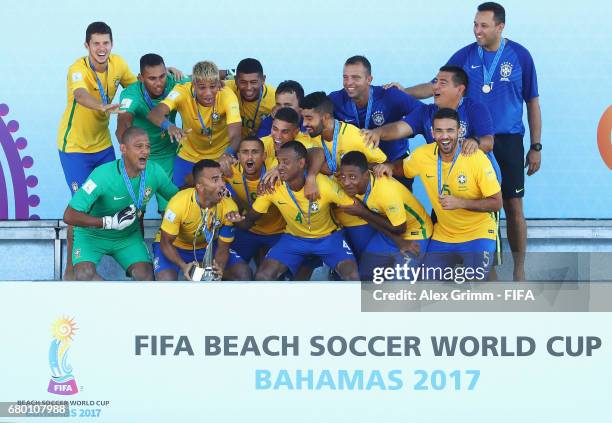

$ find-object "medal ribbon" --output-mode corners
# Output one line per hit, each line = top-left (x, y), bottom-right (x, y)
(285, 181), (311, 231)
(242, 164), (266, 206)
(350, 87), (374, 129)
(321, 120), (341, 173)
(478, 38), (505, 88)
(88, 58), (109, 105)
(119, 159), (146, 213)
(437, 143), (462, 196)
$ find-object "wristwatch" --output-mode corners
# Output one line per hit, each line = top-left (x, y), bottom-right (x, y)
(530, 143), (542, 151)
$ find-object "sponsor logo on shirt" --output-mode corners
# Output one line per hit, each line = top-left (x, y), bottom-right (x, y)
(164, 208), (177, 223)
(120, 98), (132, 109)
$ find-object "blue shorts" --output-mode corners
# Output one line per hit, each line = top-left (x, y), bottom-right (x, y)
(359, 233), (430, 281)
(173, 156), (195, 187)
(58, 146), (115, 195)
(152, 242), (243, 276)
(424, 238), (495, 281)
(265, 231), (356, 276)
(343, 225), (377, 258)
(232, 229), (281, 262)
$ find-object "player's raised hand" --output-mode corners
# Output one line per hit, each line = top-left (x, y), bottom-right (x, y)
(100, 103), (124, 114)
(259, 167), (280, 195)
(102, 205), (136, 230)
(167, 67), (185, 81)
(224, 211), (245, 223)
(361, 129), (381, 149)
(373, 163), (393, 178)
(304, 174), (320, 201)
(218, 153), (237, 177)
(382, 82), (405, 91)
(461, 138), (480, 156)
(168, 125), (190, 143)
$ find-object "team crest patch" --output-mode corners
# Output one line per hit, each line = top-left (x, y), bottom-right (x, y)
(120, 98), (132, 109)
(164, 209), (176, 223)
(211, 112), (220, 123)
(74, 248), (81, 259)
(71, 182), (79, 193)
(457, 173), (467, 184)
(500, 62), (513, 81)
(372, 111), (385, 126)
(144, 187), (152, 200)
(310, 202), (320, 212)
(71, 72), (83, 83)
(167, 91), (180, 101)
(459, 121), (468, 141)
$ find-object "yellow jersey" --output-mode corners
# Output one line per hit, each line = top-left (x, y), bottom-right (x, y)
(225, 79), (276, 137)
(260, 132), (316, 162)
(160, 188), (238, 250)
(161, 84), (241, 162)
(225, 163), (285, 235)
(335, 174), (433, 240)
(57, 54), (136, 153)
(252, 174), (353, 239)
(403, 143), (501, 243)
(319, 121), (387, 173)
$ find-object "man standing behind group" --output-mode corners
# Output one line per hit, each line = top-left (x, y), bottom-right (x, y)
(57, 21), (137, 280)
(117, 53), (188, 213)
(225, 58), (276, 138)
(147, 61), (242, 187)
(394, 3), (541, 280)
(329, 56), (422, 185)
(256, 80), (306, 138)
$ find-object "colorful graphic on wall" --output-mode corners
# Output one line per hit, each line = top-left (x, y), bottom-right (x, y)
(597, 106), (612, 170)
(0, 103), (39, 219)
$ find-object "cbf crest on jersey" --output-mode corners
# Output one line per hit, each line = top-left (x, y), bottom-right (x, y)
(310, 202), (320, 213)
(372, 110), (385, 126)
(500, 62), (513, 81)
(459, 121), (468, 141)
(457, 173), (467, 185)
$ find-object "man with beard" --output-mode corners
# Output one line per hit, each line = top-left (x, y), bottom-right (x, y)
(147, 61), (242, 187)
(375, 109), (501, 280)
(63, 127), (178, 281)
(154, 160), (250, 281)
(117, 53), (189, 213)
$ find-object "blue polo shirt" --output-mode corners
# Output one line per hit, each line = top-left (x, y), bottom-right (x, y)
(446, 39), (539, 135)
(329, 85), (423, 160)
(256, 115), (307, 138)
(402, 97), (501, 182)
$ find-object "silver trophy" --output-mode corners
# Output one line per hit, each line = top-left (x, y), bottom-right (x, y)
(189, 210), (221, 282)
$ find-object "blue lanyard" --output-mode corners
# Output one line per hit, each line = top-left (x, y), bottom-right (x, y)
(244, 87), (263, 132)
(478, 38), (505, 87)
(119, 159), (146, 213)
(437, 144), (462, 196)
(88, 58), (109, 105)
(362, 176), (372, 205)
(321, 120), (341, 173)
(192, 87), (216, 141)
(141, 82), (169, 110)
(195, 191), (217, 244)
(285, 181), (311, 231)
(350, 87), (374, 129)
(242, 164), (266, 206)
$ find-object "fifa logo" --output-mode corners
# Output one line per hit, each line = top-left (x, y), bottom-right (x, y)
(47, 317), (79, 395)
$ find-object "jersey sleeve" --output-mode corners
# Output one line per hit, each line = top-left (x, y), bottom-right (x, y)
(221, 88), (242, 125)
(474, 153), (501, 198)
(218, 198), (239, 242)
(119, 85), (141, 115)
(401, 106), (426, 137)
(402, 153), (420, 178)
(118, 57), (137, 88)
(446, 46), (470, 67)
(161, 84), (187, 112)
(378, 180), (407, 227)
(67, 61), (89, 93)
(321, 177), (354, 207)
(363, 145), (387, 164)
(252, 192), (273, 214)
(389, 87), (424, 116)
(467, 101), (494, 137)
(160, 195), (183, 236)
(517, 44), (539, 101)
(68, 168), (105, 213)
